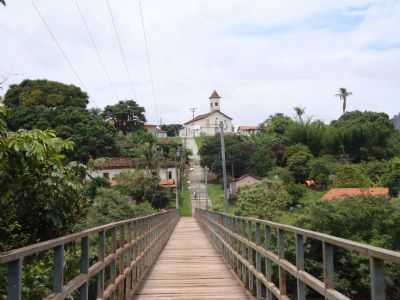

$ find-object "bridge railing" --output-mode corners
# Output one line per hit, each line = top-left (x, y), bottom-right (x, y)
(0, 209), (179, 300)
(196, 209), (400, 300)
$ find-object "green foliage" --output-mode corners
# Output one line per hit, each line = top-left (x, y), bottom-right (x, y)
(113, 171), (172, 209)
(328, 111), (398, 161)
(118, 129), (155, 157)
(160, 124), (183, 137)
(179, 178), (192, 216)
(286, 183), (307, 206)
(259, 113), (293, 140)
(360, 160), (389, 184)
(293, 196), (400, 298)
(0, 128), (87, 251)
(235, 179), (290, 220)
(199, 134), (256, 178)
(81, 188), (155, 228)
(84, 176), (111, 199)
(4, 79), (88, 108)
(383, 157), (400, 197)
(103, 100), (146, 135)
(208, 183), (225, 212)
(250, 134), (275, 177)
(6, 106), (118, 162)
(286, 144), (313, 183)
(286, 120), (327, 156)
(309, 157), (334, 189)
(332, 164), (371, 188)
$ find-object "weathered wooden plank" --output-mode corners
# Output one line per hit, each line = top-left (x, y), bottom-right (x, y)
(133, 218), (252, 300)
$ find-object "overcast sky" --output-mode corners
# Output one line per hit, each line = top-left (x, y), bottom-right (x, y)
(1, 1), (399, 125)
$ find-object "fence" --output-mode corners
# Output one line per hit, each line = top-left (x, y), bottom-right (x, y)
(196, 209), (400, 300)
(0, 209), (179, 300)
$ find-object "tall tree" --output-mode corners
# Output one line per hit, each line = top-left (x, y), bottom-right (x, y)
(335, 87), (352, 114)
(4, 79), (89, 108)
(7, 106), (118, 162)
(103, 100), (146, 135)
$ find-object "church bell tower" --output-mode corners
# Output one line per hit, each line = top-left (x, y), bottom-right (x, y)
(209, 90), (221, 112)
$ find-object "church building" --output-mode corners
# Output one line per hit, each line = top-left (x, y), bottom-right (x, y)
(180, 90), (234, 137)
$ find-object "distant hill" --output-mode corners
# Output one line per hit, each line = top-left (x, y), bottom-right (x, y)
(393, 113), (400, 130)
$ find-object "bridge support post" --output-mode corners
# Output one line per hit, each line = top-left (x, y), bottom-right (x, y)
(370, 257), (385, 300)
(7, 259), (22, 300)
(296, 234), (306, 300)
(264, 225), (273, 300)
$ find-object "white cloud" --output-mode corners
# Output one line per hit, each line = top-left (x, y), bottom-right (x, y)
(1, 0), (399, 125)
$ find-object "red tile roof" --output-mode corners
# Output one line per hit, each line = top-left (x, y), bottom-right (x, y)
(322, 188), (389, 201)
(160, 179), (176, 187)
(95, 158), (136, 170)
(238, 126), (258, 131)
(209, 90), (221, 99)
(234, 174), (260, 183)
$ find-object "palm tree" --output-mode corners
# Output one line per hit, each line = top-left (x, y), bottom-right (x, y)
(294, 106), (306, 123)
(139, 142), (161, 175)
(335, 88), (352, 114)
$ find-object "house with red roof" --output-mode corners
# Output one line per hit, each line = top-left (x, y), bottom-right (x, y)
(229, 175), (261, 196)
(87, 157), (177, 187)
(321, 187), (389, 201)
(237, 126), (258, 136)
(180, 90), (234, 137)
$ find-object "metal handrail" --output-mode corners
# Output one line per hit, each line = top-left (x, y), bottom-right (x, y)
(1, 209), (179, 300)
(196, 209), (400, 300)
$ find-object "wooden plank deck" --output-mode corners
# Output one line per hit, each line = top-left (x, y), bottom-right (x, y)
(133, 217), (252, 300)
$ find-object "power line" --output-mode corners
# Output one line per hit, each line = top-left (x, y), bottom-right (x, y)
(138, 0), (159, 122)
(73, 0), (118, 100)
(104, 0), (136, 99)
(31, 1), (89, 95)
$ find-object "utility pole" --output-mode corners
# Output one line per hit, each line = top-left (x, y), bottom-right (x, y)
(204, 166), (209, 209)
(219, 121), (229, 213)
(189, 107), (197, 120)
(175, 147), (181, 210)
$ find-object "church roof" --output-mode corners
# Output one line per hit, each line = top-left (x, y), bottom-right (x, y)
(209, 90), (221, 99)
(184, 110), (232, 125)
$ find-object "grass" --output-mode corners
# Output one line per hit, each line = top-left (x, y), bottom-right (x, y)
(208, 183), (225, 211)
(179, 178), (192, 216)
(194, 136), (208, 150)
(158, 136), (183, 144)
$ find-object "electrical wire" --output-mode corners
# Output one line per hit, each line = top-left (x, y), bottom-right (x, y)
(32, 1), (89, 95)
(138, 0), (159, 122)
(73, 0), (118, 100)
(104, 0), (136, 99)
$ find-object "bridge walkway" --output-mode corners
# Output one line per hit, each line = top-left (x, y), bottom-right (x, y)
(133, 217), (252, 300)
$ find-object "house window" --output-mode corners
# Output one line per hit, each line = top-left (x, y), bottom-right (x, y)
(168, 170), (173, 179)
(103, 172), (110, 179)
(215, 102), (218, 106)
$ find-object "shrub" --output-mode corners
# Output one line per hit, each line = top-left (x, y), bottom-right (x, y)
(235, 179), (290, 220)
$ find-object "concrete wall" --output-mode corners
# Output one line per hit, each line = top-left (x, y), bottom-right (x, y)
(88, 167), (177, 182)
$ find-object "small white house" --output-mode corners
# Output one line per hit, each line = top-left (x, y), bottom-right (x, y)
(144, 123), (168, 138)
(180, 90), (234, 137)
(237, 126), (258, 136)
(87, 158), (177, 186)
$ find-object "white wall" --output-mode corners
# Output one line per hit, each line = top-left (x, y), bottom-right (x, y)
(87, 167), (177, 182)
(181, 111), (234, 137)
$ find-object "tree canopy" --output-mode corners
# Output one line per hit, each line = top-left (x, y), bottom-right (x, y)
(4, 79), (89, 108)
(7, 106), (118, 162)
(103, 100), (146, 135)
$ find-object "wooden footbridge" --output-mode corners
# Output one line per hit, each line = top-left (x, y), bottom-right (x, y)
(1, 209), (400, 300)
